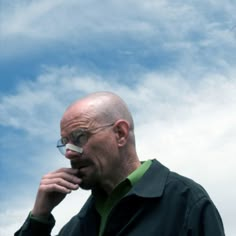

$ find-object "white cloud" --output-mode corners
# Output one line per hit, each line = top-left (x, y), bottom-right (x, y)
(1, 0), (65, 37)
(1, 0), (236, 66)
(0, 197), (34, 236)
(1, 67), (235, 235)
(52, 190), (90, 235)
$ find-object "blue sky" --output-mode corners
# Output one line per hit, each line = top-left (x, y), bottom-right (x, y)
(0, 0), (236, 235)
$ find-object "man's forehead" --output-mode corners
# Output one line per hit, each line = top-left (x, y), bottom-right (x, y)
(60, 106), (96, 132)
(61, 112), (90, 126)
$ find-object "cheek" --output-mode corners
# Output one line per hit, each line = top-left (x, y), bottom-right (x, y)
(90, 141), (119, 167)
(87, 134), (116, 155)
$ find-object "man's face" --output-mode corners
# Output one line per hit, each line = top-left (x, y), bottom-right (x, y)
(60, 110), (120, 191)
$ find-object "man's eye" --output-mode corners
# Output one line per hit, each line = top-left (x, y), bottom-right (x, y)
(71, 130), (88, 146)
(74, 134), (85, 145)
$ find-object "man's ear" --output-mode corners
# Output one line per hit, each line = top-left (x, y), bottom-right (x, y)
(113, 120), (130, 147)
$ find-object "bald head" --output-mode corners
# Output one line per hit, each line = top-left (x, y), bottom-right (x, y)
(66, 91), (134, 130)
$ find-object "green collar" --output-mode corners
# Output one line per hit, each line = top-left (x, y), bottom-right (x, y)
(127, 159), (152, 186)
(95, 160), (152, 236)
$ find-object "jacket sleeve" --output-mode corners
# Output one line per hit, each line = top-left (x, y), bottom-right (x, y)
(187, 197), (225, 236)
(14, 213), (55, 236)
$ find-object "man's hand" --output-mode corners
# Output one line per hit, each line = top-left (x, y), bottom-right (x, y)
(31, 168), (81, 218)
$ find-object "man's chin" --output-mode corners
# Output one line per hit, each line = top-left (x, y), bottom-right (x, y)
(79, 179), (95, 190)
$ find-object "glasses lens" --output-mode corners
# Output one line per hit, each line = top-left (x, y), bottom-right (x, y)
(71, 130), (88, 147)
(56, 139), (66, 155)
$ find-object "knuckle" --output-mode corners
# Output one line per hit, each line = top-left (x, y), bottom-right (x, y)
(57, 178), (64, 185)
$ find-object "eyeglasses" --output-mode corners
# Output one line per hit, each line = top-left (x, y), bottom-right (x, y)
(56, 123), (114, 156)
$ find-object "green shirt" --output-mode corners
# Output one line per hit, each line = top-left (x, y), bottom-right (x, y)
(95, 160), (152, 236)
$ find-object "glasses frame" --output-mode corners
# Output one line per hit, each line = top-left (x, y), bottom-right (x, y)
(56, 122), (115, 156)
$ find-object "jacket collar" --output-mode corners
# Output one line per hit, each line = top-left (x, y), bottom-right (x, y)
(78, 159), (169, 219)
(127, 159), (169, 198)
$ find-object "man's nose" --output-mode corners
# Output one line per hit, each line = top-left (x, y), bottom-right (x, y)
(66, 143), (83, 153)
(64, 143), (83, 159)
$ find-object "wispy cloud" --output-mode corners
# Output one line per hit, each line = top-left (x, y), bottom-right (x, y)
(1, 0), (235, 71)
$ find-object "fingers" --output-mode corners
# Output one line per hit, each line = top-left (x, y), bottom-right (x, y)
(32, 168), (82, 216)
(39, 168), (82, 194)
(43, 168), (81, 183)
(40, 179), (79, 194)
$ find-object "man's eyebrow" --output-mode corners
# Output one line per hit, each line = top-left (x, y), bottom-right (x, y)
(72, 128), (88, 132)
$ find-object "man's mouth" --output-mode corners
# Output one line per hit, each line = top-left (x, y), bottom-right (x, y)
(70, 160), (88, 170)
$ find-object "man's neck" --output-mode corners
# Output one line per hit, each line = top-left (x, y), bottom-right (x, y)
(93, 159), (141, 197)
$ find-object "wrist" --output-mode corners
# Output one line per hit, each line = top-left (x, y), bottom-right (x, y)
(30, 211), (51, 223)
(31, 206), (52, 218)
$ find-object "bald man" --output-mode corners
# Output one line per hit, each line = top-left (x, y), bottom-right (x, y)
(15, 92), (225, 236)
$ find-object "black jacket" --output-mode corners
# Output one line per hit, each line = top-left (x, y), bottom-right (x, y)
(15, 159), (225, 236)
